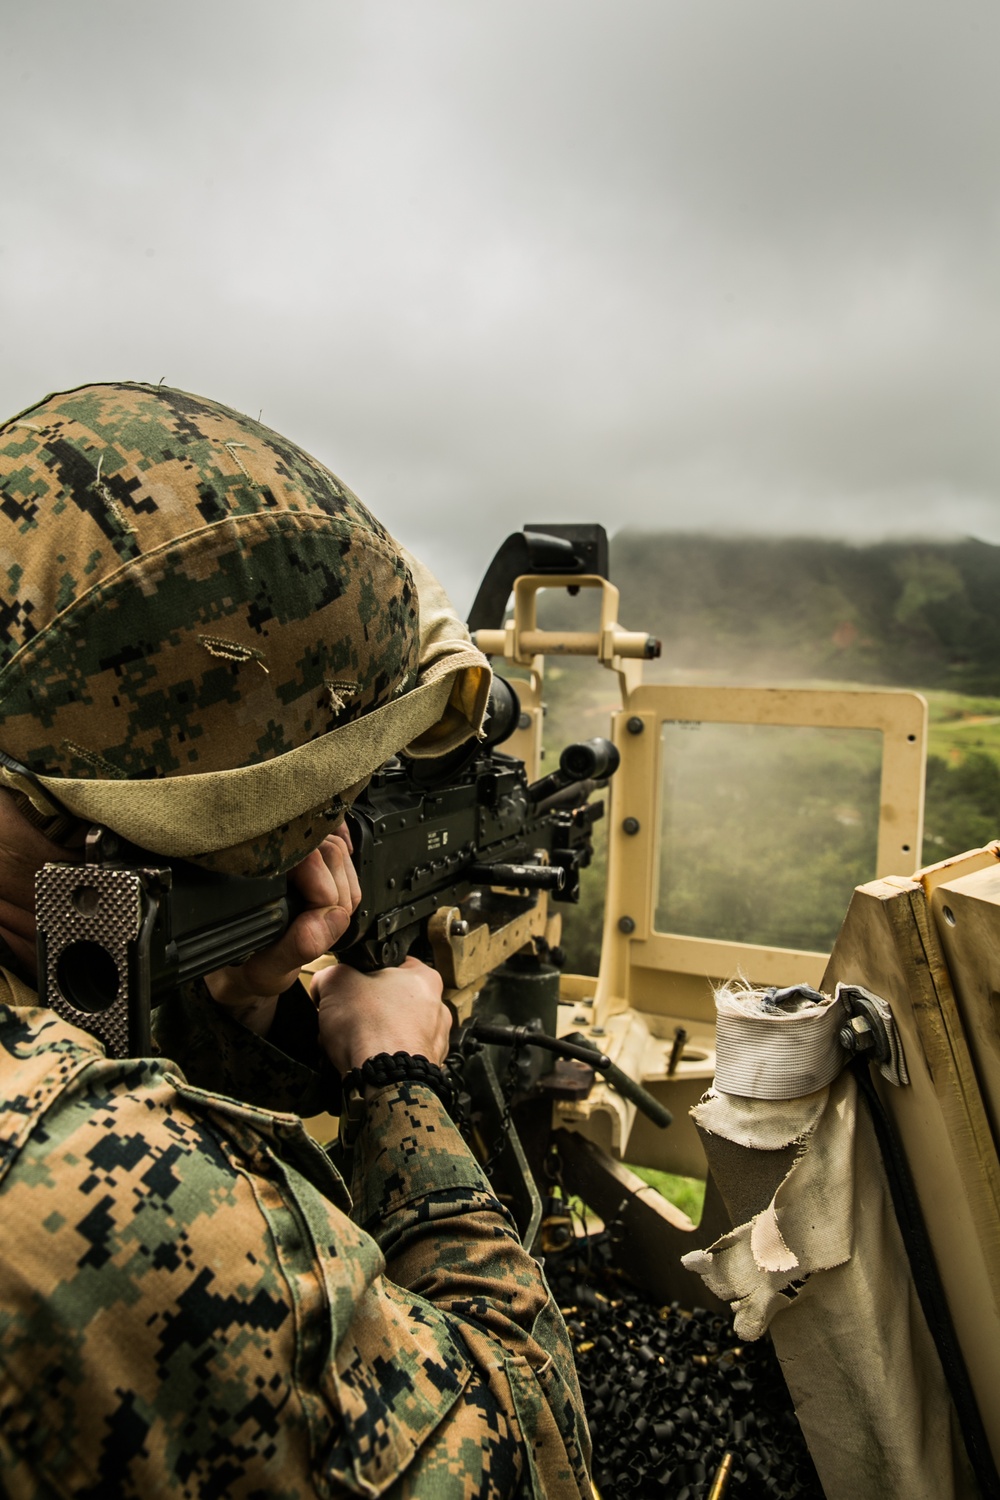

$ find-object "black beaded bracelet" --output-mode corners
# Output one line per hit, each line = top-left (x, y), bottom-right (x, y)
(341, 1052), (457, 1114)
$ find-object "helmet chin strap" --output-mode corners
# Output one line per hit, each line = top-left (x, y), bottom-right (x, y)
(0, 751), (86, 848)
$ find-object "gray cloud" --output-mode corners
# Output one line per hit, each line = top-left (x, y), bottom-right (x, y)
(1, 0), (997, 612)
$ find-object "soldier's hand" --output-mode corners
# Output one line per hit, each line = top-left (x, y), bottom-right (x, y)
(204, 827), (361, 1035)
(313, 957), (451, 1074)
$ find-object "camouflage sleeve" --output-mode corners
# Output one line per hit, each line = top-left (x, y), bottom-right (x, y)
(352, 1083), (593, 1496)
(1, 1000), (587, 1499)
(152, 978), (325, 1117)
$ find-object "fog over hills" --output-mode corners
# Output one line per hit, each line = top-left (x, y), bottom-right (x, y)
(577, 532), (1000, 694)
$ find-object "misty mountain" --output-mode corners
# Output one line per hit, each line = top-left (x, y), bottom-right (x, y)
(597, 533), (1000, 693)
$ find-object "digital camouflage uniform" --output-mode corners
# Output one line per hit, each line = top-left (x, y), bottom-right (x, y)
(0, 386), (592, 1497)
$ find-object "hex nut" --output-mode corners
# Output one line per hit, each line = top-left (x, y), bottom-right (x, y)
(839, 1015), (876, 1054)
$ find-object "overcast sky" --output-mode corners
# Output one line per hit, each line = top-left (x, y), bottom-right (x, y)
(1, 0), (997, 611)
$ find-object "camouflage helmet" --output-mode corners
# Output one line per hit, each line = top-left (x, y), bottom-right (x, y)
(0, 383), (486, 876)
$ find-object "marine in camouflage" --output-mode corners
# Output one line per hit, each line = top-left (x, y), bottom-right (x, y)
(0, 968), (592, 1498)
(0, 383), (421, 874)
(0, 383), (590, 1496)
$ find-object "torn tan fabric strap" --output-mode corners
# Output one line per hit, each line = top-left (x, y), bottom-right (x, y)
(682, 1074), (975, 1500)
(714, 988), (848, 1099)
(8, 673), (460, 859)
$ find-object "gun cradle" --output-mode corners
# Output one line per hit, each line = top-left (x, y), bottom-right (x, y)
(428, 891), (563, 1021)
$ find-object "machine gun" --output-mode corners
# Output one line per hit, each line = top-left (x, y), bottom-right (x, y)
(32, 676), (618, 1057)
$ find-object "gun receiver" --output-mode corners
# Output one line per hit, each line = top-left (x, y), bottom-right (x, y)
(334, 683), (619, 1017)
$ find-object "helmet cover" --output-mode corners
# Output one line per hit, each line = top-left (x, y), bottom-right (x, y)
(0, 382), (421, 874)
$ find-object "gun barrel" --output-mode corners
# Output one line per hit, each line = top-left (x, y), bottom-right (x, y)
(466, 861), (565, 891)
(169, 896), (294, 987)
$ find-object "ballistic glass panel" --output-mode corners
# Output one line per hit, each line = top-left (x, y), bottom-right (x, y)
(655, 721), (883, 952)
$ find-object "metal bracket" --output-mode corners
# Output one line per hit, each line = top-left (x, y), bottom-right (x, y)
(837, 983), (910, 1086)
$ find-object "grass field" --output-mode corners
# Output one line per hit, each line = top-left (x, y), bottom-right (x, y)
(925, 690), (1000, 763)
(625, 1166), (707, 1223)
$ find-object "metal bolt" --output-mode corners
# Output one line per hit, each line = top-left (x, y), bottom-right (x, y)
(839, 1014), (875, 1054)
(618, 915), (636, 934)
(450, 918), (469, 937)
(622, 816), (640, 835)
(667, 1026), (688, 1076)
(626, 716), (644, 735)
(517, 711), (531, 730)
